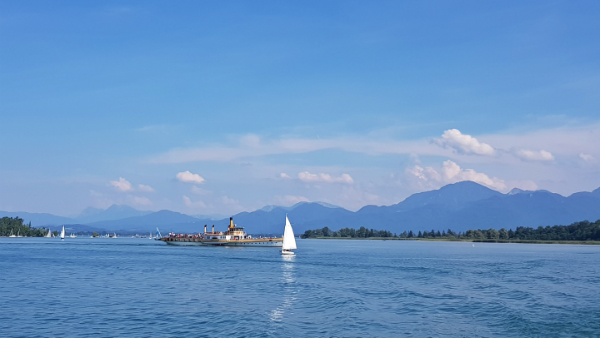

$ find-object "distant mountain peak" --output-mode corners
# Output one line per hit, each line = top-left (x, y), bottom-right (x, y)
(313, 201), (341, 209)
(260, 201), (341, 213)
(106, 204), (140, 212)
(392, 181), (503, 212)
(77, 206), (104, 219)
(75, 204), (151, 223)
(508, 188), (524, 195)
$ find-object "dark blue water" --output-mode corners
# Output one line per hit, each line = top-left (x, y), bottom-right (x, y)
(1, 238), (599, 337)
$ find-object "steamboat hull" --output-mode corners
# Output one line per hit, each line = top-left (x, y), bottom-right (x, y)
(161, 237), (282, 247)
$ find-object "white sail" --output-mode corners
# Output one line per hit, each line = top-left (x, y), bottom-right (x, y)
(45, 229), (52, 238)
(60, 226), (65, 239)
(282, 216), (297, 250)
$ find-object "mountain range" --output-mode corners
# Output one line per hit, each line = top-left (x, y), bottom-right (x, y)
(2, 181), (600, 234)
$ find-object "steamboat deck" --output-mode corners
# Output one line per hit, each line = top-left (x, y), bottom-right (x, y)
(158, 217), (282, 247)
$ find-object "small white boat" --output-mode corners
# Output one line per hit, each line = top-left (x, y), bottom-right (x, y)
(45, 229), (52, 238)
(281, 215), (297, 255)
(9, 230), (16, 238)
(70, 233), (77, 238)
(60, 226), (65, 240)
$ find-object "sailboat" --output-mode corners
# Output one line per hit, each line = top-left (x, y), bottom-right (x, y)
(45, 229), (52, 238)
(9, 230), (16, 238)
(281, 215), (297, 255)
(16, 230), (23, 238)
(70, 233), (77, 238)
(60, 226), (65, 240)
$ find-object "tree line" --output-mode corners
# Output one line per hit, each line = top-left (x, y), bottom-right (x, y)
(0, 217), (57, 237)
(302, 226), (394, 239)
(301, 220), (600, 241)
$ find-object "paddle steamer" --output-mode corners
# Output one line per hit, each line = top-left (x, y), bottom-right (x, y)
(159, 217), (282, 247)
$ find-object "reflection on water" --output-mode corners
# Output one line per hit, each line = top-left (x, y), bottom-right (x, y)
(269, 256), (296, 322)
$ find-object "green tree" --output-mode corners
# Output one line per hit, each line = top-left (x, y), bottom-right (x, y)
(487, 228), (499, 240)
(499, 228), (509, 240)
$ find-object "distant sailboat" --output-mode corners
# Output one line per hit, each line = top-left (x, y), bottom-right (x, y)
(60, 226), (65, 240)
(9, 230), (16, 238)
(281, 215), (297, 255)
(70, 233), (77, 238)
(16, 230), (23, 238)
(156, 227), (162, 239)
(45, 229), (52, 238)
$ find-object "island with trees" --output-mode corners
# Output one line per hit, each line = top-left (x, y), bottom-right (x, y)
(301, 220), (600, 244)
(0, 217), (57, 237)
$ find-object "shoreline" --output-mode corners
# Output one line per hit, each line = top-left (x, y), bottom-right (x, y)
(305, 237), (600, 245)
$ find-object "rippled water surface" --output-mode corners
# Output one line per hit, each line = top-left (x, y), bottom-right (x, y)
(1, 238), (599, 337)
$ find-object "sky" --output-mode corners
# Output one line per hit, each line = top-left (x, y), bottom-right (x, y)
(1, 1), (600, 217)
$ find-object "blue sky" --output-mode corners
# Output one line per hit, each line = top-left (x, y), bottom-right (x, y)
(1, 1), (599, 216)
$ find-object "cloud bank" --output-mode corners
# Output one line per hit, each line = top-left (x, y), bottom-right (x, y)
(514, 149), (554, 162)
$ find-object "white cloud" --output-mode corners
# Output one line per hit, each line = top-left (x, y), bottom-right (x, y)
(110, 178), (155, 193)
(407, 165), (441, 182)
(580, 153), (594, 161)
(280, 173), (291, 179)
(514, 149), (554, 161)
(434, 129), (496, 156)
(298, 172), (354, 184)
(409, 161), (506, 191)
(176, 171), (205, 184)
(110, 177), (133, 192)
(442, 160), (506, 190)
(137, 184), (155, 192)
(183, 195), (206, 208)
(131, 196), (152, 206)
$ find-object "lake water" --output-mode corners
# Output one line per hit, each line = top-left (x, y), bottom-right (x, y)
(1, 238), (599, 337)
